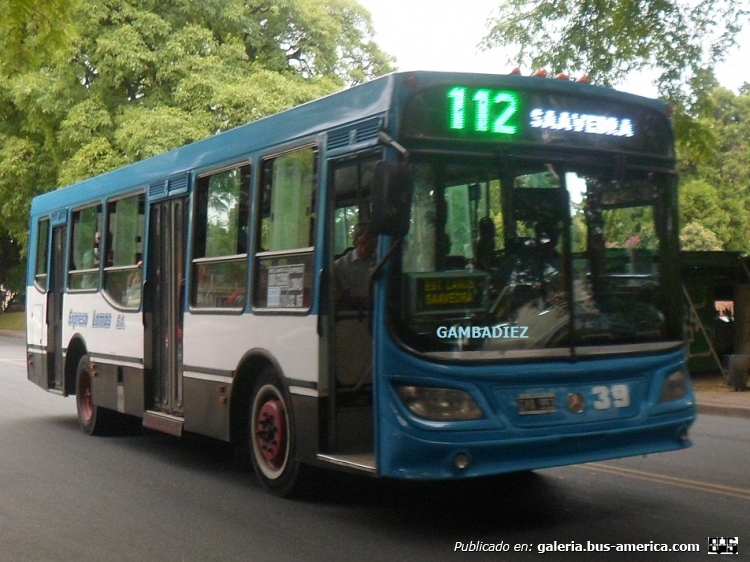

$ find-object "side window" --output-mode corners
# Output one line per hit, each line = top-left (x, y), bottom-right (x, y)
(34, 218), (50, 291)
(68, 204), (102, 291)
(254, 146), (317, 309)
(260, 147), (316, 251)
(103, 193), (146, 308)
(192, 165), (250, 309)
(332, 154), (378, 257)
(334, 205), (359, 257)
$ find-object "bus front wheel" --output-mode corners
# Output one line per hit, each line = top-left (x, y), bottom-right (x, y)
(75, 355), (115, 435)
(248, 369), (302, 497)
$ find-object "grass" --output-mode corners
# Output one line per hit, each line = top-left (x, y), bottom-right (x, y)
(0, 311), (25, 331)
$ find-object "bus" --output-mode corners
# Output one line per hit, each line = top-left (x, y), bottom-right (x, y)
(26, 71), (696, 496)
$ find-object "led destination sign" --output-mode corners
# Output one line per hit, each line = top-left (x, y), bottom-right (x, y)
(529, 108), (634, 138)
(400, 83), (673, 159)
(447, 86), (635, 139)
(447, 87), (520, 135)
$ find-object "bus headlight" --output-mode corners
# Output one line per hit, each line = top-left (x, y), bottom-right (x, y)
(396, 385), (484, 421)
(659, 371), (688, 402)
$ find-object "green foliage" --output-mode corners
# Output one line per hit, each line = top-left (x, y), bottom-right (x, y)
(0, 0), (394, 279)
(570, 203), (587, 252)
(602, 207), (658, 250)
(481, 0), (749, 104)
(0, 135), (54, 244)
(0, 229), (24, 293)
(0, 0), (79, 72)
(678, 86), (750, 252)
(0, 312), (25, 330)
(680, 221), (723, 251)
(678, 178), (729, 246)
(113, 105), (211, 160)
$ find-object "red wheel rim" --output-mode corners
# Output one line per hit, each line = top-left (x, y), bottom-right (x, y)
(79, 371), (93, 422)
(255, 397), (287, 470)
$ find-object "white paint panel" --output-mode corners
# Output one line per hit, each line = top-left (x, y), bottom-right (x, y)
(183, 371), (234, 384)
(61, 292), (144, 360)
(182, 314), (319, 385)
(26, 288), (46, 346)
(289, 386), (319, 398)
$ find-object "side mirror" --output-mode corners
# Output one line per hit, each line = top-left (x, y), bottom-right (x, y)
(371, 161), (414, 237)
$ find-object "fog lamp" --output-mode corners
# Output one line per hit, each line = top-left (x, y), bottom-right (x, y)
(454, 453), (470, 470)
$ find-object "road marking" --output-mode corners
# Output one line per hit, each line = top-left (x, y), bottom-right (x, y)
(583, 463), (750, 502)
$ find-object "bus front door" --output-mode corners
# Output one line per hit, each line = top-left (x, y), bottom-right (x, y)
(145, 197), (187, 428)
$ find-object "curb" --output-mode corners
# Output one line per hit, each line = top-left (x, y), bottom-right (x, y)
(697, 402), (750, 420)
(0, 330), (24, 339)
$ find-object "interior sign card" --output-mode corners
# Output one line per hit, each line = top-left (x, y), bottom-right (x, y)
(267, 263), (305, 308)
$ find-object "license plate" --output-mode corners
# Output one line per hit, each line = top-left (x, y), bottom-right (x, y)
(517, 392), (556, 415)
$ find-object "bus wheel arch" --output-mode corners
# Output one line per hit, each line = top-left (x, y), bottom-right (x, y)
(64, 336), (88, 397)
(231, 354), (304, 496)
(230, 353), (275, 449)
(74, 354), (116, 435)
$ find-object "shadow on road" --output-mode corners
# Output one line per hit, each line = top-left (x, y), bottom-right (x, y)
(28, 412), (617, 537)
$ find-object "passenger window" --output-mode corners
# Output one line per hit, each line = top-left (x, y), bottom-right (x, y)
(68, 204), (102, 291)
(254, 146), (317, 309)
(34, 218), (50, 291)
(260, 147), (316, 251)
(103, 193), (146, 308)
(192, 165), (250, 309)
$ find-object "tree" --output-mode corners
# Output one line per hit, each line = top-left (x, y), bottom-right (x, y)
(0, 0), (79, 72)
(678, 86), (750, 252)
(680, 222), (723, 251)
(0, 227), (23, 295)
(0, 1), (79, 294)
(678, 178), (730, 246)
(0, 0), (394, 254)
(481, 0), (749, 105)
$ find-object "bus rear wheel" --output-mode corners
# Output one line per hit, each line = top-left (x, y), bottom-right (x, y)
(249, 370), (302, 497)
(75, 355), (115, 435)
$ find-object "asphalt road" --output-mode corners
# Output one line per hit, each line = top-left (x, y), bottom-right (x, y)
(1, 336), (748, 561)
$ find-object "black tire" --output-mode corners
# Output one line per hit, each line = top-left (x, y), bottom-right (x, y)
(75, 355), (116, 435)
(248, 369), (304, 497)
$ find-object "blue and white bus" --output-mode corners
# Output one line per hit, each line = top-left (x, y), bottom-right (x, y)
(27, 71), (696, 496)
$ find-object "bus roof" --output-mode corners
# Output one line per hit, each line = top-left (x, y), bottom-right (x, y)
(30, 70), (670, 216)
(30, 73), (398, 216)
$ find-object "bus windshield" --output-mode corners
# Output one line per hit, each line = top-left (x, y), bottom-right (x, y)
(388, 156), (680, 357)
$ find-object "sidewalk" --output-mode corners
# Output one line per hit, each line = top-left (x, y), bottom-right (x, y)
(1, 330), (748, 418)
(692, 374), (750, 419)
